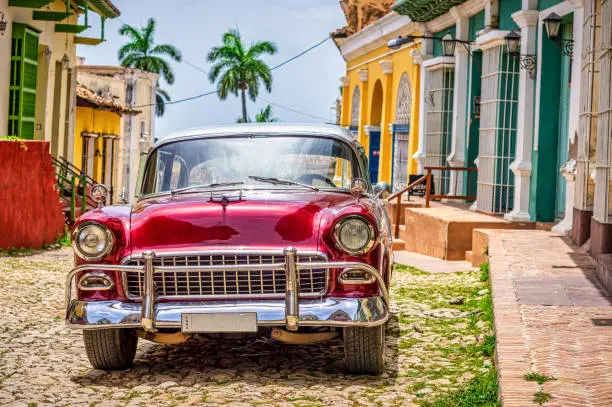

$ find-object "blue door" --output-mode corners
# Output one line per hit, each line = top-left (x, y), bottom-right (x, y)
(368, 130), (381, 184)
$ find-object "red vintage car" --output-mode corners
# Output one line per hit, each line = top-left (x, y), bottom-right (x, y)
(66, 123), (393, 374)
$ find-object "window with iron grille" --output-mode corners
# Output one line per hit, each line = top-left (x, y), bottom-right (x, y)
(476, 47), (519, 214)
(8, 24), (39, 140)
(425, 66), (454, 194)
(594, 0), (611, 223)
(576, 0), (602, 212)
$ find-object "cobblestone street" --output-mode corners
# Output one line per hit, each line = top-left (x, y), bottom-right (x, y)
(0, 248), (494, 407)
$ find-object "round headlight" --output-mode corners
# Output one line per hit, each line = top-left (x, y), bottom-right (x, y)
(72, 222), (114, 260)
(334, 216), (375, 254)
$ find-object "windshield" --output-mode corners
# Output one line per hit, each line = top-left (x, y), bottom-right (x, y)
(140, 135), (363, 195)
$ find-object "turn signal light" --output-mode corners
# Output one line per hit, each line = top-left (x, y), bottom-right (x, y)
(338, 269), (375, 285)
(78, 272), (115, 291)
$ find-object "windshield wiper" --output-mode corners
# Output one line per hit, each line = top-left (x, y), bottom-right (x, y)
(248, 176), (318, 191)
(171, 182), (245, 196)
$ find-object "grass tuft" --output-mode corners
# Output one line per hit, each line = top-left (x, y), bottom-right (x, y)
(524, 372), (555, 385)
(418, 368), (500, 407)
(533, 390), (552, 405)
(479, 261), (489, 282)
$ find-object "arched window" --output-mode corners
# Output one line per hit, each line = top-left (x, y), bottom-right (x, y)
(395, 73), (411, 125)
(350, 85), (360, 128)
(392, 73), (412, 191)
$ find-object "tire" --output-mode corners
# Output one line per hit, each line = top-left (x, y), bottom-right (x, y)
(82, 328), (138, 370)
(344, 325), (385, 375)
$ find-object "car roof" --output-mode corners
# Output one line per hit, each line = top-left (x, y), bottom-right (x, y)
(155, 123), (357, 148)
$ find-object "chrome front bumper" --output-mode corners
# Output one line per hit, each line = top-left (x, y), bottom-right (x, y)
(65, 247), (390, 332)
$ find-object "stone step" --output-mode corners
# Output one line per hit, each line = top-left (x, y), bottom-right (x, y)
(465, 250), (473, 263)
(392, 238), (406, 251)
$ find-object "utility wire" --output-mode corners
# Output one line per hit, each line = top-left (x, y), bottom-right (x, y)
(270, 37), (330, 71)
(257, 96), (327, 121)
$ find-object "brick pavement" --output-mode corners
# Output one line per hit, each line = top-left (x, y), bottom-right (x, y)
(487, 230), (612, 407)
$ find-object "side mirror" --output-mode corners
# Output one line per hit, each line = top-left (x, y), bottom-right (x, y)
(91, 184), (109, 208)
(373, 182), (391, 200)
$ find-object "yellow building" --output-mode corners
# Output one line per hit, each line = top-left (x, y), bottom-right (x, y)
(74, 83), (139, 202)
(333, 6), (422, 191)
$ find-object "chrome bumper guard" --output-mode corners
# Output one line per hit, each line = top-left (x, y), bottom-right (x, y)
(65, 247), (390, 332)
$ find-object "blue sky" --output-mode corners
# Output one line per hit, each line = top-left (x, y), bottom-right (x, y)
(78, 0), (347, 138)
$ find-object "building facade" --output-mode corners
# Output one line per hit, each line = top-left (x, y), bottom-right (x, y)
(334, 0), (611, 255)
(333, 5), (422, 191)
(0, 0), (119, 161)
(76, 64), (158, 202)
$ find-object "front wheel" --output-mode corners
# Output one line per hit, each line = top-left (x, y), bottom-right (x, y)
(82, 328), (138, 370)
(344, 325), (385, 375)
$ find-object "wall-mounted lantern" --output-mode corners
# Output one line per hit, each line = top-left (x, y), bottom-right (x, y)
(504, 30), (521, 54)
(505, 31), (537, 80)
(441, 33), (456, 57)
(543, 12), (573, 56)
(543, 12), (562, 40)
(61, 53), (70, 70)
(0, 12), (8, 36)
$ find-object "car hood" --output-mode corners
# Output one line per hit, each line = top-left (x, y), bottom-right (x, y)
(129, 189), (362, 254)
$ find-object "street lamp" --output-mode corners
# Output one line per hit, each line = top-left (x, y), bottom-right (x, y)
(61, 53), (70, 70)
(504, 31), (521, 54)
(504, 31), (537, 80)
(441, 33), (456, 57)
(543, 12), (562, 41)
(387, 35), (415, 50)
(543, 12), (573, 56)
(0, 12), (8, 36)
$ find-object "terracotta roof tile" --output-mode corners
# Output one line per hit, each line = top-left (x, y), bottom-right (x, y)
(76, 82), (140, 115)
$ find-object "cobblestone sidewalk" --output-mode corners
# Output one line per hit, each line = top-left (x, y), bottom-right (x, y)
(0, 248), (493, 407)
(487, 230), (612, 407)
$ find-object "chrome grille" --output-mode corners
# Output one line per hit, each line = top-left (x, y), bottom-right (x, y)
(122, 253), (328, 298)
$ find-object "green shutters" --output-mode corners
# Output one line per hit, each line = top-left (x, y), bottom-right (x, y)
(8, 23), (39, 139)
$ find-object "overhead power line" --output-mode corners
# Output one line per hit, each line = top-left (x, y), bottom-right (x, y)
(257, 96), (327, 121)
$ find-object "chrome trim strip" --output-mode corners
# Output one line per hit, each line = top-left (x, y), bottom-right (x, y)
(66, 296), (389, 330)
(141, 251), (156, 332)
(283, 247), (299, 331)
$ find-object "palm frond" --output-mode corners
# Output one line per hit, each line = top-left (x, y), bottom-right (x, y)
(247, 41), (277, 58)
(118, 24), (142, 41)
(150, 44), (182, 61)
(118, 43), (144, 62)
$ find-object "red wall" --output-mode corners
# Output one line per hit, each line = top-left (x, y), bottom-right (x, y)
(0, 141), (65, 249)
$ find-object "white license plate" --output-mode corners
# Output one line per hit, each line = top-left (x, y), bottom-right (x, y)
(181, 312), (258, 333)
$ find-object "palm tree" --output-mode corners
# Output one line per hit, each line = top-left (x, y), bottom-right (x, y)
(118, 18), (182, 117)
(255, 105), (277, 123)
(208, 29), (277, 122)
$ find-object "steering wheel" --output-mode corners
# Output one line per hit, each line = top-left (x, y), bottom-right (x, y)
(296, 173), (337, 188)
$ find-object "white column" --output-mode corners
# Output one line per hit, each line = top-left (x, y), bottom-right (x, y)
(411, 36), (433, 174)
(553, 160), (577, 233)
(448, 8), (470, 194)
(0, 1), (12, 136)
(505, 9), (539, 221)
(555, 3), (583, 231)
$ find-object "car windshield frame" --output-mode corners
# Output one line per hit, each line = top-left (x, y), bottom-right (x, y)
(138, 133), (371, 198)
